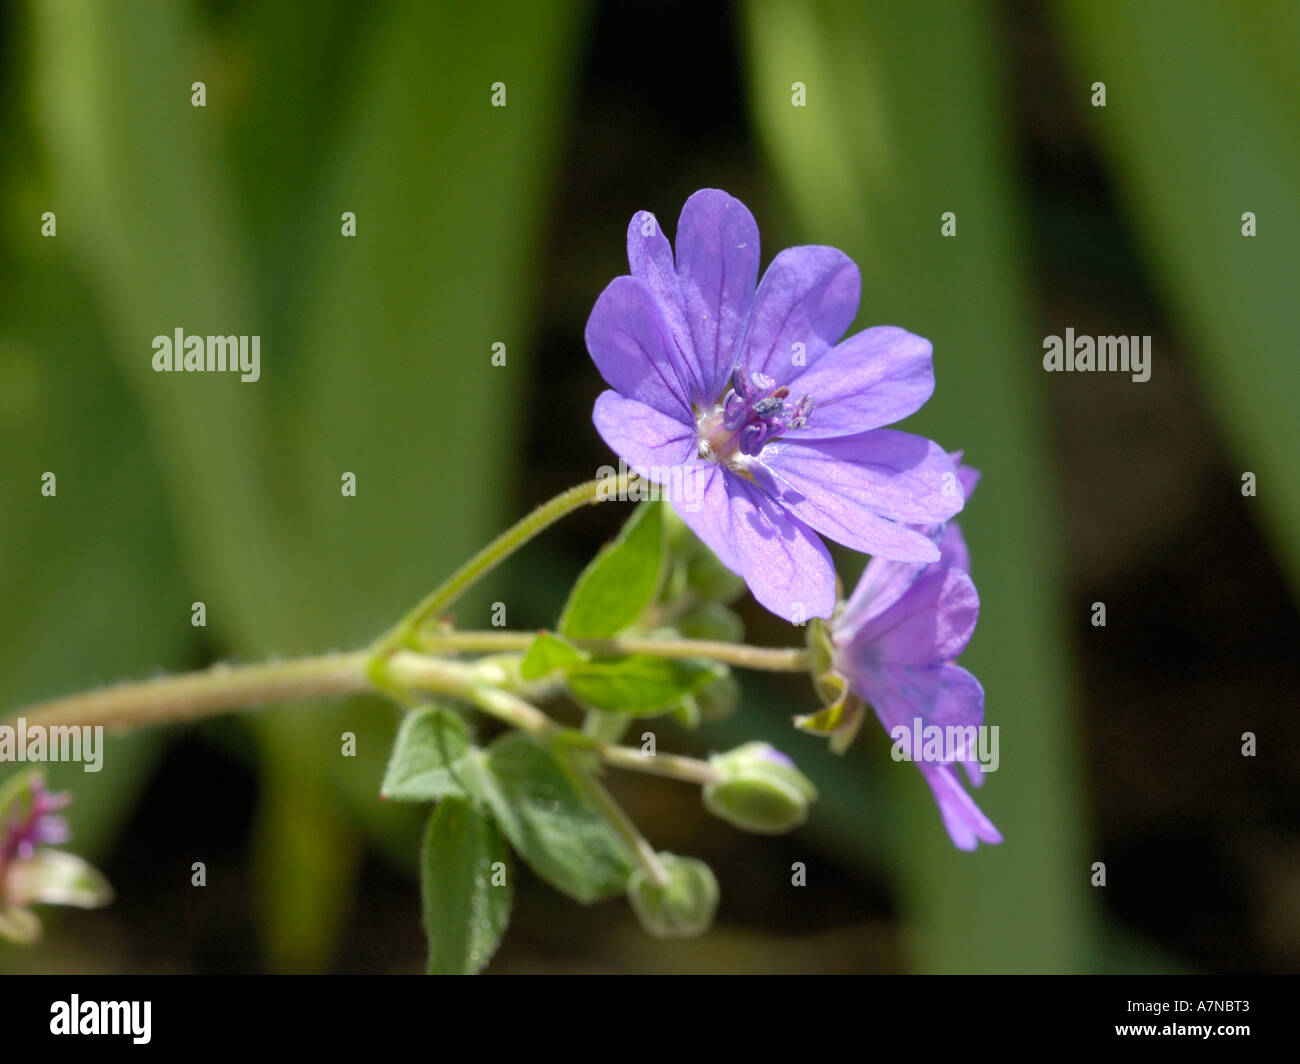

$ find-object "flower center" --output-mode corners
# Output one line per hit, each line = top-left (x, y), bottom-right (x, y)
(696, 368), (813, 465)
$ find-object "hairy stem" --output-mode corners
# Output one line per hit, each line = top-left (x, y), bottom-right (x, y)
(577, 770), (670, 888)
(7, 652), (373, 732)
(416, 629), (810, 672)
(4, 649), (718, 790)
(372, 475), (631, 656)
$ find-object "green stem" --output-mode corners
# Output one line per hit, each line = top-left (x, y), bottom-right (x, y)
(416, 629), (810, 672)
(452, 675), (720, 787)
(372, 476), (631, 658)
(8, 652), (373, 733)
(577, 770), (671, 888)
(596, 743), (720, 785)
(3, 648), (719, 791)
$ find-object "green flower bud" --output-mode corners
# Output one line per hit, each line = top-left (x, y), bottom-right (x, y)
(627, 853), (719, 938)
(703, 742), (818, 834)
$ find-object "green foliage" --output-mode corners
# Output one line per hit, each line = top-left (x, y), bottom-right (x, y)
(519, 632), (587, 680)
(420, 797), (512, 975)
(1055, 0), (1300, 595)
(742, 0), (1087, 973)
(475, 734), (634, 904)
(18, 0), (585, 971)
(381, 707), (475, 802)
(560, 502), (664, 639)
(523, 631), (723, 715)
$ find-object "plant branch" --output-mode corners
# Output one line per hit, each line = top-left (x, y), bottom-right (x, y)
(6, 652), (373, 733)
(416, 629), (810, 672)
(372, 475), (631, 656)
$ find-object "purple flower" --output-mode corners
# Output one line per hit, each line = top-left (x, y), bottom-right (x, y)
(0, 776), (71, 871)
(0, 773), (111, 944)
(830, 459), (1000, 850)
(585, 189), (964, 622)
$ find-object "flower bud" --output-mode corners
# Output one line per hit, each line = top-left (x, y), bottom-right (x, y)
(627, 853), (719, 938)
(703, 742), (817, 834)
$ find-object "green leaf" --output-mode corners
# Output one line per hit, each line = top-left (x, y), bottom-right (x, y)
(477, 734), (633, 903)
(742, 0), (1090, 973)
(1054, 0), (1300, 596)
(420, 797), (511, 975)
(519, 631), (587, 680)
(560, 501), (664, 638)
(381, 707), (475, 802)
(567, 657), (723, 716)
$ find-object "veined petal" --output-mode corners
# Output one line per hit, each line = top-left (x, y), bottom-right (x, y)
(837, 555), (927, 635)
(849, 566), (979, 666)
(626, 209), (707, 403)
(918, 763), (1002, 850)
(672, 465), (836, 623)
(939, 521), (972, 575)
(585, 276), (694, 421)
(744, 246), (860, 384)
(760, 431), (962, 559)
(592, 391), (696, 484)
(782, 326), (935, 438)
(673, 190), (761, 404)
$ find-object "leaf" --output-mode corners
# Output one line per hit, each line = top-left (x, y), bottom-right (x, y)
(381, 707), (475, 802)
(567, 657), (723, 716)
(420, 797), (511, 975)
(1054, 0), (1300, 596)
(519, 631), (588, 680)
(560, 502), (664, 639)
(477, 734), (633, 904)
(742, 0), (1087, 972)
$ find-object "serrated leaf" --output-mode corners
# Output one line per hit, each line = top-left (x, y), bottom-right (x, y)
(519, 631), (587, 680)
(381, 706), (475, 802)
(477, 734), (633, 903)
(420, 797), (511, 975)
(560, 501), (664, 638)
(567, 656), (723, 716)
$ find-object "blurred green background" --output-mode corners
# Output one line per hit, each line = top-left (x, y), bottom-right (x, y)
(1, 0), (1297, 973)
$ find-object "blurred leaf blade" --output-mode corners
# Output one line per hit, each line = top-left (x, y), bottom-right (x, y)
(743, 0), (1091, 973)
(1054, 0), (1300, 594)
(421, 796), (512, 975)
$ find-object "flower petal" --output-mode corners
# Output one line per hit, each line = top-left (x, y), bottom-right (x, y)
(592, 391), (697, 484)
(672, 465), (836, 623)
(626, 209), (708, 404)
(837, 555), (925, 635)
(783, 326), (935, 438)
(919, 763), (1002, 850)
(938, 521), (972, 575)
(585, 276), (693, 421)
(673, 190), (761, 404)
(759, 431), (963, 559)
(744, 246), (860, 384)
(849, 566), (979, 666)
